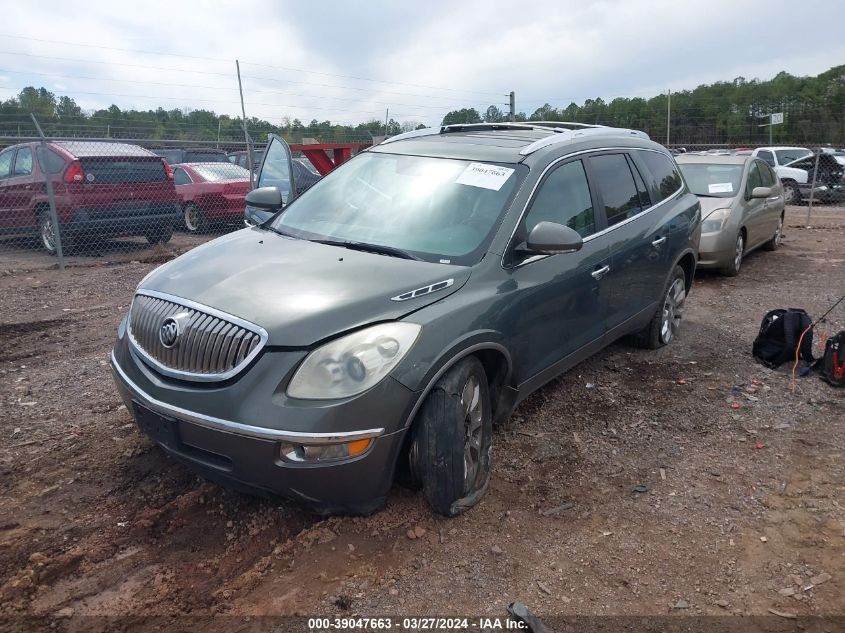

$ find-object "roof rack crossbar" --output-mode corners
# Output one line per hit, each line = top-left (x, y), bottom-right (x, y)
(380, 122), (565, 145)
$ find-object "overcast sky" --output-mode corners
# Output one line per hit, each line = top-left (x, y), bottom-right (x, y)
(2, 0), (844, 128)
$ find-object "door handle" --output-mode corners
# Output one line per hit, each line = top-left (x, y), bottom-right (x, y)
(591, 264), (611, 280)
(651, 236), (667, 246)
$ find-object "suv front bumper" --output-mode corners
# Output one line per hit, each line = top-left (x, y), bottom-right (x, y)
(110, 335), (416, 515)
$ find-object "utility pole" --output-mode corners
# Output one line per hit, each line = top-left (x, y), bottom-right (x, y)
(509, 91), (515, 122)
(217, 118), (222, 148)
(235, 59), (254, 189)
(666, 89), (671, 146)
(384, 108), (389, 136)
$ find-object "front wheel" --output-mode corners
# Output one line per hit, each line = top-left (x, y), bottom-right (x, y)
(783, 181), (801, 205)
(637, 265), (686, 349)
(410, 357), (492, 516)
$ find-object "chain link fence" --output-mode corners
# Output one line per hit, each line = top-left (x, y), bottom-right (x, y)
(0, 123), (842, 269)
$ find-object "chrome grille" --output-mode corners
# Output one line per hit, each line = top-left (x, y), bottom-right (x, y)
(127, 290), (267, 381)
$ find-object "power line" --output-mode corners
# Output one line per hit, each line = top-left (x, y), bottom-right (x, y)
(0, 33), (502, 98)
(0, 50), (497, 107)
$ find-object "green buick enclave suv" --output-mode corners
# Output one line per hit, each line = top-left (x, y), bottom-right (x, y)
(111, 123), (701, 516)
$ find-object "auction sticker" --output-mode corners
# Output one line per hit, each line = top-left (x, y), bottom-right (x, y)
(455, 162), (515, 191)
(708, 182), (733, 194)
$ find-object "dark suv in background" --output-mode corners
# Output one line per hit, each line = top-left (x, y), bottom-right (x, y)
(0, 141), (180, 253)
(112, 123), (700, 516)
(155, 147), (229, 165)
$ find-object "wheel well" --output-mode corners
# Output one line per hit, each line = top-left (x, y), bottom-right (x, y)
(677, 252), (696, 291)
(473, 348), (510, 416)
(34, 202), (50, 219)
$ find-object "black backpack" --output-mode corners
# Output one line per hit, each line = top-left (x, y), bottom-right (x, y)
(752, 308), (815, 369)
(820, 330), (845, 387)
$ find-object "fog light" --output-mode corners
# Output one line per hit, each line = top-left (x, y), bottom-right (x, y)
(279, 438), (373, 463)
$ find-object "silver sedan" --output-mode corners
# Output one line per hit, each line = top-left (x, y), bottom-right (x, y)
(676, 154), (785, 276)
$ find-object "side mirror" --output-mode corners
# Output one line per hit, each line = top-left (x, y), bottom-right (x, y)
(245, 186), (284, 211)
(520, 222), (583, 255)
(751, 186), (772, 199)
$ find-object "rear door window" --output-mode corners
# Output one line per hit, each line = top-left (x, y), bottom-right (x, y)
(0, 149), (13, 178)
(757, 150), (775, 167)
(13, 147), (33, 175)
(638, 151), (683, 201)
(627, 155), (652, 209)
(523, 159), (596, 238)
(588, 154), (645, 227)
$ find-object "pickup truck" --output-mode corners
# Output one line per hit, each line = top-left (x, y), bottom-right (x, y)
(736, 146), (812, 203)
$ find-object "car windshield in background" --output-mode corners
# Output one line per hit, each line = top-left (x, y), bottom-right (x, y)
(271, 152), (524, 265)
(184, 152), (229, 163)
(776, 149), (811, 164)
(192, 163), (250, 181)
(678, 163), (743, 198)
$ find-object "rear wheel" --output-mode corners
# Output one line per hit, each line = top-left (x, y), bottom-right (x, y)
(145, 226), (173, 245)
(721, 232), (744, 277)
(410, 357), (492, 516)
(636, 265), (686, 349)
(762, 214), (784, 251)
(38, 209), (73, 255)
(183, 203), (204, 233)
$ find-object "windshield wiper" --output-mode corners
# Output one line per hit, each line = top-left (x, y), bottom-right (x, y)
(312, 239), (421, 261)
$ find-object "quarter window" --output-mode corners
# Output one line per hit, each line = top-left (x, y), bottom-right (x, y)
(639, 151), (683, 200)
(523, 160), (595, 237)
(173, 168), (192, 185)
(589, 154), (645, 227)
(13, 147), (33, 175)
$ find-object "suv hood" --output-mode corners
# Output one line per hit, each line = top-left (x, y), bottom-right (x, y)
(138, 228), (471, 346)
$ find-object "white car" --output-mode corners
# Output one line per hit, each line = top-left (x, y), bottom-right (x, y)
(739, 146), (812, 203)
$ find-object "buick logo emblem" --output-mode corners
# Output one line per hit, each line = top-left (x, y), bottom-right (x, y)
(159, 314), (189, 348)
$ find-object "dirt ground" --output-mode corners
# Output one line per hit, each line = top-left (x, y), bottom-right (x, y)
(0, 208), (843, 629)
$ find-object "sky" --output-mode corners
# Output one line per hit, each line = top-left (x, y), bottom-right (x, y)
(2, 0), (844, 129)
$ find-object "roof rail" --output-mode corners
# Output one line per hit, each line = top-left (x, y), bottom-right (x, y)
(380, 122), (554, 145)
(527, 121), (604, 130)
(519, 127), (650, 156)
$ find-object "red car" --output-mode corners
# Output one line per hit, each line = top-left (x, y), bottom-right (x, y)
(172, 162), (252, 232)
(0, 141), (180, 254)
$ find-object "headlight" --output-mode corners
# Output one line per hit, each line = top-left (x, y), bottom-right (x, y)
(287, 322), (421, 399)
(701, 208), (731, 234)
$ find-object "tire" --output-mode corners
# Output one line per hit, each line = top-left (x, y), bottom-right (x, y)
(782, 181), (801, 205)
(183, 203), (204, 233)
(762, 214), (784, 251)
(721, 232), (744, 277)
(38, 209), (73, 255)
(636, 265), (687, 349)
(145, 226), (173, 245)
(410, 356), (493, 516)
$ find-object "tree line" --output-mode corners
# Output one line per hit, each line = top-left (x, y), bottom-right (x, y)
(0, 64), (842, 146)
(444, 65), (845, 146)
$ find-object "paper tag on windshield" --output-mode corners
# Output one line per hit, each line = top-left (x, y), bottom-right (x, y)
(455, 162), (515, 191)
(708, 182), (733, 194)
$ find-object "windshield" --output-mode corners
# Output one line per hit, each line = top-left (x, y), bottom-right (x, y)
(678, 163), (743, 198)
(192, 163), (250, 181)
(270, 152), (524, 265)
(776, 149), (811, 165)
